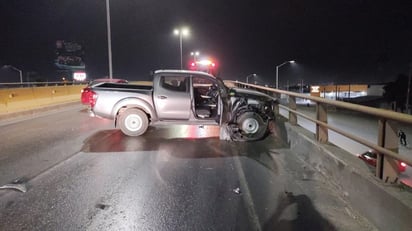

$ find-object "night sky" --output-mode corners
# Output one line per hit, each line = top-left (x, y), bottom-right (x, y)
(1, 0), (411, 86)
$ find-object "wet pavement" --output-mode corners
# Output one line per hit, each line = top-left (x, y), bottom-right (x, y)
(0, 105), (376, 230)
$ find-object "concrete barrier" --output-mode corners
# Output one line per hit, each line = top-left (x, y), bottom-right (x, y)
(0, 81), (152, 117)
(285, 122), (412, 230)
(0, 85), (85, 114)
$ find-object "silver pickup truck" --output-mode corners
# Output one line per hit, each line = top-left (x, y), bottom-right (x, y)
(85, 70), (277, 141)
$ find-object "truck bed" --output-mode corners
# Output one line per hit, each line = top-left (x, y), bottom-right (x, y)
(96, 82), (153, 91)
(91, 83), (154, 119)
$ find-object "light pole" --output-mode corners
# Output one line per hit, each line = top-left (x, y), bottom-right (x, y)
(406, 63), (412, 113)
(174, 27), (189, 69)
(246, 73), (256, 84)
(106, 0), (113, 79)
(3, 65), (23, 84)
(191, 51), (199, 62)
(275, 60), (295, 89)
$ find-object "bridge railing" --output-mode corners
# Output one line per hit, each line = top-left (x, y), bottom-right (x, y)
(227, 80), (412, 182)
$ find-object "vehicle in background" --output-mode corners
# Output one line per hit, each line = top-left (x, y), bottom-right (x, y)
(189, 59), (218, 76)
(358, 150), (407, 172)
(81, 78), (128, 105)
(83, 70), (277, 141)
(88, 78), (128, 86)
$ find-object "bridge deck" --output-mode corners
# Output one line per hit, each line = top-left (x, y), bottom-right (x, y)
(0, 112), (376, 230)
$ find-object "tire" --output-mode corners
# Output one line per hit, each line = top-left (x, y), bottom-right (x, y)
(118, 108), (149, 136)
(232, 112), (267, 141)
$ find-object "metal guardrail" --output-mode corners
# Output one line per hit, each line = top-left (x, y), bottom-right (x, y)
(228, 80), (412, 182)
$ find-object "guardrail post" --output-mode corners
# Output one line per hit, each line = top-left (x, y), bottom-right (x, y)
(273, 92), (280, 115)
(289, 96), (297, 125)
(376, 119), (385, 178)
(316, 103), (328, 143)
(376, 119), (399, 182)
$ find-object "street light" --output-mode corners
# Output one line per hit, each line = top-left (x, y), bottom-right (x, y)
(174, 27), (189, 69)
(191, 51), (199, 62)
(246, 73), (257, 84)
(3, 65), (23, 84)
(275, 60), (295, 89)
(106, 0), (113, 79)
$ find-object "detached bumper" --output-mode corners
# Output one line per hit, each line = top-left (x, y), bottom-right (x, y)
(219, 123), (232, 141)
(88, 109), (96, 117)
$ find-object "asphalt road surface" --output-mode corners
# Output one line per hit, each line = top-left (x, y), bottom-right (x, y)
(0, 105), (375, 230)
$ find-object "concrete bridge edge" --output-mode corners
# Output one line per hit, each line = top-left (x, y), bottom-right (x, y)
(285, 122), (412, 231)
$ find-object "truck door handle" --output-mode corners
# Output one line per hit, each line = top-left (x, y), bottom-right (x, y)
(158, 95), (167, 99)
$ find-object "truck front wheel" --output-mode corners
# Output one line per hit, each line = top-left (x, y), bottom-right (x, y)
(232, 112), (267, 141)
(118, 108), (149, 136)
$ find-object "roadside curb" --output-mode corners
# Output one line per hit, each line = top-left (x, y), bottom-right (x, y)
(400, 178), (412, 192)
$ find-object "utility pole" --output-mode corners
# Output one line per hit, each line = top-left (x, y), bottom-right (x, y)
(301, 79), (304, 93)
(406, 63), (412, 114)
(106, 0), (113, 79)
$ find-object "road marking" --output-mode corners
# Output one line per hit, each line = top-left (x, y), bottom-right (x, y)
(232, 154), (262, 231)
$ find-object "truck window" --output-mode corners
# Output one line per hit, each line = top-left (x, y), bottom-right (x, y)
(160, 76), (188, 92)
(192, 76), (216, 95)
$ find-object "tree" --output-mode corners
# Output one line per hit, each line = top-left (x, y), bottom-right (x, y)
(383, 74), (411, 112)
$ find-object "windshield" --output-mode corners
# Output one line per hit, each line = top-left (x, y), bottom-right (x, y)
(215, 77), (228, 98)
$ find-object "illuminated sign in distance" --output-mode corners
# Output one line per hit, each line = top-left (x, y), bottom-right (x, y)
(73, 72), (87, 81)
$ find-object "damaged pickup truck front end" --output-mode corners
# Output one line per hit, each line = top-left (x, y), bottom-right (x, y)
(221, 87), (277, 141)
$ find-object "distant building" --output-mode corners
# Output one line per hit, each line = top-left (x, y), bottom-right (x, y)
(366, 84), (385, 96)
(310, 84), (369, 100)
(310, 84), (387, 108)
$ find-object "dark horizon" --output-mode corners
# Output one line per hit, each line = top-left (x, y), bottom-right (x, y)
(1, 0), (411, 86)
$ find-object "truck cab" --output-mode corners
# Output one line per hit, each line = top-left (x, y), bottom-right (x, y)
(152, 70), (227, 122)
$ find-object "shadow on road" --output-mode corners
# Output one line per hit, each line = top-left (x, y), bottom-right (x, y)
(81, 115), (290, 153)
(263, 191), (336, 231)
(80, 120), (290, 175)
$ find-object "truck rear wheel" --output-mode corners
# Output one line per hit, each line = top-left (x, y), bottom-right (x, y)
(118, 108), (149, 136)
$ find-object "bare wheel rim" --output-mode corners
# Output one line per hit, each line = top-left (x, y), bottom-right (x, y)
(125, 114), (143, 132)
(241, 117), (259, 134)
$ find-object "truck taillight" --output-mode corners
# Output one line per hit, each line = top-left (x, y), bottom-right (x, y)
(81, 87), (97, 107)
(90, 91), (97, 108)
(81, 87), (91, 105)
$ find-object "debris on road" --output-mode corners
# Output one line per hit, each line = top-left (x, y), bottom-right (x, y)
(0, 183), (27, 193)
(233, 187), (241, 195)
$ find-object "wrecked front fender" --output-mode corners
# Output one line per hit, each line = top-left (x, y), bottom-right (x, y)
(218, 87), (277, 141)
